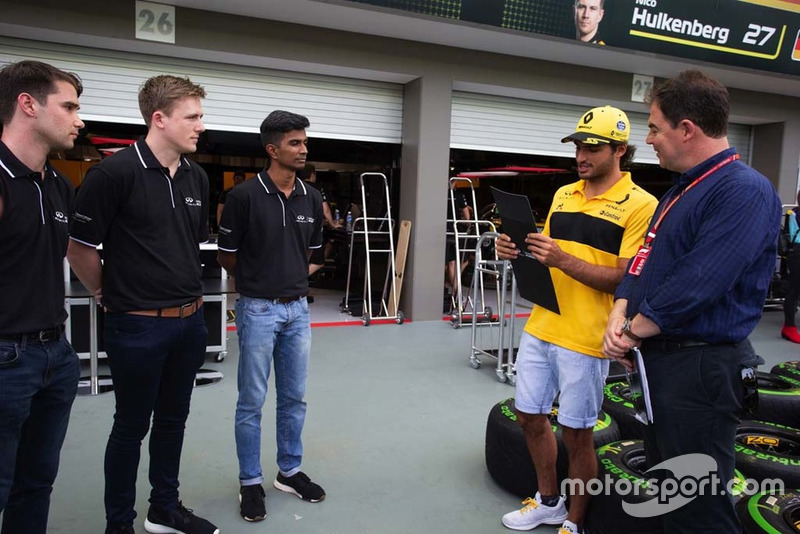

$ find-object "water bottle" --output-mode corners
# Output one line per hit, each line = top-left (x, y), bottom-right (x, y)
(334, 209), (341, 224)
(345, 210), (353, 232)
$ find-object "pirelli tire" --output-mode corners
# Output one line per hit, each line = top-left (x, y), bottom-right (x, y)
(737, 490), (800, 534)
(770, 361), (800, 383)
(586, 442), (751, 534)
(602, 381), (645, 440)
(735, 420), (800, 488)
(585, 440), (663, 534)
(485, 397), (620, 498)
(745, 372), (800, 429)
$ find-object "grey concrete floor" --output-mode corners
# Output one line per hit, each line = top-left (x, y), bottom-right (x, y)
(41, 306), (799, 533)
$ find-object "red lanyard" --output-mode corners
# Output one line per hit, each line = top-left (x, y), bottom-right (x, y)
(643, 154), (738, 247)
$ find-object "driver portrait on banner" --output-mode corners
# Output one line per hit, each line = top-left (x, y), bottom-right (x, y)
(574, 0), (606, 45)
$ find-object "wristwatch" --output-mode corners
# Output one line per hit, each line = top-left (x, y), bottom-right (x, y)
(621, 317), (643, 343)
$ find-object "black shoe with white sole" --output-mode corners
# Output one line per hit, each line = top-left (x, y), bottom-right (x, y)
(239, 484), (266, 522)
(143, 502), (218, 534)
(274, 471), (326, 502)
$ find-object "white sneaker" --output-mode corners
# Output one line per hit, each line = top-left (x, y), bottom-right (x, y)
(501, 492), (568, 531)
(558, 520), (580, 534)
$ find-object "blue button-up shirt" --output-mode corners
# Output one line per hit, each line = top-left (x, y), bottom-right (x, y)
(616, 148), (782, 343)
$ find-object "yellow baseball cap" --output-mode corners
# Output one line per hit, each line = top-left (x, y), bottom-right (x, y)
(561, 105), (630, 144)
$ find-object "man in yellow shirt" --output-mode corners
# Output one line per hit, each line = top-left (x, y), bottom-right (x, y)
(497, 106), (657, 534)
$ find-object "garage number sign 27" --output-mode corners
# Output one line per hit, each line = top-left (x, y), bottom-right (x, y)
(135, 1), (176, 44)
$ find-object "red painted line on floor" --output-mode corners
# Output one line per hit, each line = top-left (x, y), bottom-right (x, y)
(227, 319), (410, 331)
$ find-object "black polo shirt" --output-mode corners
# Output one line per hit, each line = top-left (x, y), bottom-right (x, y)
(70, 138), (209, 312)
(0, 141), (72, 335)
(218, 171), (323, 298)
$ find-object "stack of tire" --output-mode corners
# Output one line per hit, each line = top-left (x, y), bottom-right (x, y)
(484, 397), (620, 498)
(735, 362), (800, 533)
(484, 361), (800, 533)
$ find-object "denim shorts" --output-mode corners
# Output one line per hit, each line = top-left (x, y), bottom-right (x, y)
(514, 332), (609, 429)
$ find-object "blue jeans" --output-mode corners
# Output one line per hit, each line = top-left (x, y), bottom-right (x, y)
(235, 296), (311, 485)
(514, 333), (609, 429)
(0, 334), (79, 534)
(103, 310), (207, 526)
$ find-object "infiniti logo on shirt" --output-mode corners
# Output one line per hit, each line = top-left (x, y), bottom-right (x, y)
(295, 215), (315, 224)
(54, 211), (68, 224)
(184, 197), (202, 207)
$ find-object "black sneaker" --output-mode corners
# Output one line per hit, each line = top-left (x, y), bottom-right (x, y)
(274, 471), (326, 502)
(239, 484), (266, 522)
(143, 502), (218, 534)
(106, 525), (135, 534)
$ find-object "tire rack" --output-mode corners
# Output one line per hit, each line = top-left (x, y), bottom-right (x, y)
(447, 177), (498, 328)
(342, 172), (404, 326)
(469, 232), (518, 384)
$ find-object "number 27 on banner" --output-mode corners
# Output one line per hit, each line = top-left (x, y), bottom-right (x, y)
(135, 1), (176, 44)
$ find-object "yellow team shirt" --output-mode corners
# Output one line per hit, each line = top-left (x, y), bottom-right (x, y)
(523, 173), (658, 358)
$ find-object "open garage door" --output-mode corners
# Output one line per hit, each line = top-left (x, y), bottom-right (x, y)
(0, 36), (403, 143)
(451, 91), (751, 165)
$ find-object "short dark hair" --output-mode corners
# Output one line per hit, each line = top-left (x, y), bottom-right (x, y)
(233, 171), (246, 182)
(575, 0), (605, 7)
(611, 142), (637, 169)
(138, 75), (206, 128)
(646, 70), (729, 139)
(260, 110), (310, 148)
(0, 60), (83, 126)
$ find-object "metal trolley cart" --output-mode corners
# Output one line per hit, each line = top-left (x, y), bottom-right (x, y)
(447, 177), (498, 328)
(469, 232), (518, 384)
(342, 172), (405, 326)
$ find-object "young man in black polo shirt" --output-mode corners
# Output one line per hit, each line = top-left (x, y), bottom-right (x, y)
(0, 60), (84, 534)
(67, 76), (218, 534)
(218, 110), (325, 523)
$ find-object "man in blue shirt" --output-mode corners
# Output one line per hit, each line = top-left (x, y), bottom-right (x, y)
(603, 70), (781, 532)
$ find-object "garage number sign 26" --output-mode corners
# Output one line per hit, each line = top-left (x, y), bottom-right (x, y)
(135, 1), (176, 44)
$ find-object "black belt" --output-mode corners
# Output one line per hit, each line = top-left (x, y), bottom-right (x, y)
(642, 337), (711, 352)
(0, 325), (64, 344)
(267, 295), (306, 303)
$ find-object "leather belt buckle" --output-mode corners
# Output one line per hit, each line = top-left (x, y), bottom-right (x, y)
(36, 326), (62, 343)
(178, 297), (202, 318)
(179, 299), (196, 318)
